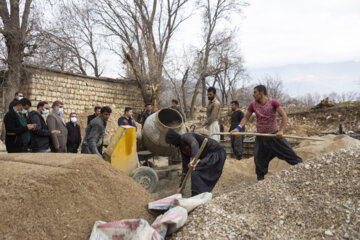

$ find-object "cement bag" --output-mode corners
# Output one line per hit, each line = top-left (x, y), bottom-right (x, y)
(148, 193), (212, 213)
(178, 192), (212, 212)
(151, 206), (188, 238)
(89, 219), (163, 240)
(148, 194), (181, 211)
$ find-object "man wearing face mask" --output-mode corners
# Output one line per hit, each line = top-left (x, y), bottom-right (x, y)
(66, 113), (81, 153)
(4, 98), (36, 153)
(8, 91), (24, 111)
(28, 101), (60, 152)
(202, 87), (221, 142)
(47, 100), (68, 152)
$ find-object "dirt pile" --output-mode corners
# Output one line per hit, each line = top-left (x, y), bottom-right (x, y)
(187, 102), (360, 136)
(312, 97), (336, 109)
(287, 102), (360, 133)
(171, 146), (360, 239)
(214, 134), (360, 194)
(77, 108), (141, 145)
(0, 153), (154, 239)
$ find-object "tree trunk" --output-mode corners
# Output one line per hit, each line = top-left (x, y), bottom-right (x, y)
(181, 82), (188, 118)
(4, 38), (23, 113)
(1, 39), (24, 141)
(189, 76), (203, 118)
(201, 77), (206, 107)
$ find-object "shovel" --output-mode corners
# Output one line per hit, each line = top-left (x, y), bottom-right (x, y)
(178, 138), (208, 194)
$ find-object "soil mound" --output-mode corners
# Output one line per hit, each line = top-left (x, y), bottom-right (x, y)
(0, 153), (154, 240)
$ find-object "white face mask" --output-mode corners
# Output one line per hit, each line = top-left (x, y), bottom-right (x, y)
(71, 117), (77, 123)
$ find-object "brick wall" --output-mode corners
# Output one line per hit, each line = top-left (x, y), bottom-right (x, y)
(2, 66), (144, 122)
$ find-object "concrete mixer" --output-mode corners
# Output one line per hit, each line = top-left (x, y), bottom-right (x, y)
(141, 108), (186, 156)
(105, 108), (186, 193)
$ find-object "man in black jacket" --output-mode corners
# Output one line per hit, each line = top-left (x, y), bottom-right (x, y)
(229, 100), (245, 160)
(66, 112), (81, 153)
(8, 91), (24, 111)
(28, 101), (60, 152)
(4, 98), (36, 153)
(165, 129), (226, 196)
(171, 99), (186, 122)
(87, 106), (101, 125)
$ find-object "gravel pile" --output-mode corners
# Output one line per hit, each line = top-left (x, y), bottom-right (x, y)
(171, 147), (360, 239)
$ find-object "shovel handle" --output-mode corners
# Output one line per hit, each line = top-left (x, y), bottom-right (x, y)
(178, 138), (208, 194)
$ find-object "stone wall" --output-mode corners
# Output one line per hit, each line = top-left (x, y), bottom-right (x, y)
(3, 66), (145, 122)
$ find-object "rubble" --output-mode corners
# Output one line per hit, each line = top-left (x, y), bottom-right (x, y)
(171, 146), (360, 239)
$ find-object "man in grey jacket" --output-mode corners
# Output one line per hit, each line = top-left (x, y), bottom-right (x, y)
(47, 100), (68, 152)
(81, 106), (112, 156)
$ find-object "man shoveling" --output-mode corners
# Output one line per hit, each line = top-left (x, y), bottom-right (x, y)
(165, 129), (226, 196)
(231, 85), (303, 180)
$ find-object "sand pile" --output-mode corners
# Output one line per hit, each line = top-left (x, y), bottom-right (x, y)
(213, 134), (360, 194)
(171, 146), (360, 239)
(0, 153), (154, 239)
(77, 108), (141, 145)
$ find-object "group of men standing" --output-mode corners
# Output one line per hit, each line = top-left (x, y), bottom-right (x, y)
(4, 91), (112, 156)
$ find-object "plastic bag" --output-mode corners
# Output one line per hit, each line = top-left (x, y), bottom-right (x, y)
(148, 192), (212, 213)
(151, 206), (188, 238)
(89, 193), (213, 240)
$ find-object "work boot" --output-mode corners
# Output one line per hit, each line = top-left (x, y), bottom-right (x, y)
(257, 175), (265, 181)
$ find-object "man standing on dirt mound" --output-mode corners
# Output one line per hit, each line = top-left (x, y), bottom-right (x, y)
(165, 129), (226, 196)
(231, 85), (303, 180)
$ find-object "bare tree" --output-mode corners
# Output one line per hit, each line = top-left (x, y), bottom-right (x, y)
(206, 34), (246, 106)
(36, 0), (104, 77)
(338, 91), (358, 102)
(299, 92), (322, 106)
(0, 0), (36, 112)
(327, 91), (359, 103)
(328, 92), (340, 103)
(92, 0), (190, 108)
(187, 0), (246, 117)
(258, 74), (285, 101)
(197, 0), (246, 108)
(164, 64), (191, 116)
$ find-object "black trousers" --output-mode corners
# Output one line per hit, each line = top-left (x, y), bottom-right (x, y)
(190, 148), (226, 196)
(67, 143), (79, 153)
(231, 135), (243, 160)
(254, 135), (302, 180)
